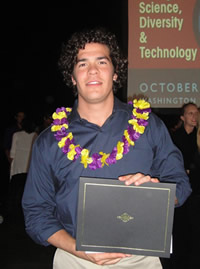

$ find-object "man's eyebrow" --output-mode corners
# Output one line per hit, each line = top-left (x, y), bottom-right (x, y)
(76, 58), (87, 63)
(76, 56), (111, 63)
(97, 56), (111, 61)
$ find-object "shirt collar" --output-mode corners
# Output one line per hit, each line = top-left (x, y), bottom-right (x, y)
(180, 125), (197, 136)
(68, 97), (131, 124)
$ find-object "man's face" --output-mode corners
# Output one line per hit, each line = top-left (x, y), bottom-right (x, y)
(71, 43), (117, 105)
(16, 112), (25, 124)
(181, 104), (199, 129)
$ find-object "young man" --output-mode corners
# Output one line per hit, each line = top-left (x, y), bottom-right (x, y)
(22, 28), (191, 268)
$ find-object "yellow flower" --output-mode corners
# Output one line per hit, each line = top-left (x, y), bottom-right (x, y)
(51, 125), (62, 132)
(132, 108), (149, 120)
(124, 130), (135, 146)
(51, 123), (68, 132)
(52, 111), (67, 120)
(58, 132), (73, 148)
(58, 137), (67, 148)
(67, 144), (77, 160)
(99, 152), (110, 167)
(116, 141), (124, 160)
(63, 123), (68, 129)
(80, 149), (93, 168)
(128, 118), (137, 126)
(66, 132), (73, 140)
(133, 99), (150, 110)
(133, 121), (145, 134)
(66, 108), (72, 113)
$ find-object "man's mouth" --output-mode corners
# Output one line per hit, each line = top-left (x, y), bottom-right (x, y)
(86, 81), (102, 86)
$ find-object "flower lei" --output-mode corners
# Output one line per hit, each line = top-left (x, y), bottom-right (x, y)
(51, 99), (151, 170)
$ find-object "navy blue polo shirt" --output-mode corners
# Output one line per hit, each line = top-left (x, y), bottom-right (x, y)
(22, 97), (192, 246)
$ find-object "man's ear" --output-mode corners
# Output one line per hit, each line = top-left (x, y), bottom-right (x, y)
(71, 75), (76, 86)
(113, 73), (118, 81)
(180, 115), (184, 122)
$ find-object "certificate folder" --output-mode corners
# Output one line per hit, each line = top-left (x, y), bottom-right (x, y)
(76, 177), (176, 257)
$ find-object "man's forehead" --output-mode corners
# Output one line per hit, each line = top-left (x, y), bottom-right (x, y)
(184, 105), (198, 113)
(77, 43), (110, 56)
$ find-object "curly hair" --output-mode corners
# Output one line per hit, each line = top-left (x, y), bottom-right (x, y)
(58, 28), (128, 95)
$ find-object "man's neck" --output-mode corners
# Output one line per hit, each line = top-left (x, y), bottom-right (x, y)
(77, 96), (114, 127)
(184, 124), (194, 134)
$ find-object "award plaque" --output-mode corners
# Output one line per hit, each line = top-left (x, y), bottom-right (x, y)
(76, 177), (176, 257)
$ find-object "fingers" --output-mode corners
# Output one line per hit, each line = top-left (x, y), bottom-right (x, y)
(175, 197), (179, 205)
(118, 173), (159, 186)
(86, 252), (131, 265)
(96, 257), (122, 265)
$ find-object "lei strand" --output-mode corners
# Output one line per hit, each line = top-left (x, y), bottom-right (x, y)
(51, 99), (151, 170)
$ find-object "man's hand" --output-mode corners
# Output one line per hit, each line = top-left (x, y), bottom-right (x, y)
(48, 229), (131, 266)
(78, 251), (132, 266)
(118, 173), (159, 186)
(118, 173), (179, 205)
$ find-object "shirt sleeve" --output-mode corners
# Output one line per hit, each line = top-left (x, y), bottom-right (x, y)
(22, 134), (64, 246)
(10, 132), (17, 158)
(148, 114), (192, 207)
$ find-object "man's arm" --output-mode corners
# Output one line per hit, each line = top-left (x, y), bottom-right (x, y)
(22, 136), (64, 246)
(47, 229), (131, 265)
(147, 114), (192, 206)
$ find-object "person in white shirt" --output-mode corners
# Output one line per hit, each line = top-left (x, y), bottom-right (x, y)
(8, 118), (37, 220)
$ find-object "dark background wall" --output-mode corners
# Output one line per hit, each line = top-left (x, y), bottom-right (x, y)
(0, 2), (128, 128)
(0, 1), (129, 226)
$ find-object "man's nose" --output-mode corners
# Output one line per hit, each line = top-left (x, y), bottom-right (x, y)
(88, 63), (98, 74)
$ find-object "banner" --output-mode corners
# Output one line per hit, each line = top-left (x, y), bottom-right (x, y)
(128, 0), (200, 108)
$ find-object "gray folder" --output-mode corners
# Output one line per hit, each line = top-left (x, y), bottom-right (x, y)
(76, 177), (176, 257)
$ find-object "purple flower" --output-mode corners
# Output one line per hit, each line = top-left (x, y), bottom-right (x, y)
(56, 107), (66, 113)
(131, 115), (137, 120)
(89, 153), (102, 170)
(74, 146), (82, 160)
(106, 147), (117, 165)
(53, 119), (61, 125)
(127, 126), (140, 141)
(122, 136), (130, 154)
(61, 118), (68, 125)
(137, 118), (148, 127)
(54, 127), (68, 141)
(62, 138), (74, 154)
(136, 108), (151, 114)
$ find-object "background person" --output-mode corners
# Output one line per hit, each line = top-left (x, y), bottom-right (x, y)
(3, 111), (26, 164)
(8, 117), (37, 221)
(171, 102), (199, 269)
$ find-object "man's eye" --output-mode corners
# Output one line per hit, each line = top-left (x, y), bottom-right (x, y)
(79, 63), (86, 67)
(99, 61), (107, 65)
